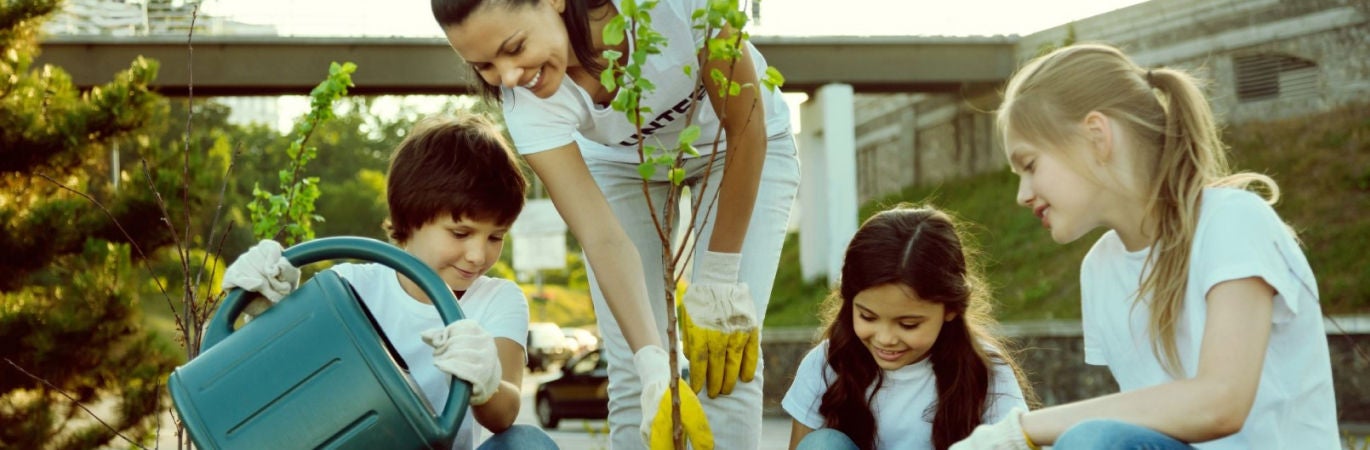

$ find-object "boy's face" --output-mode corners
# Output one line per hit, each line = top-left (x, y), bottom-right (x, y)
(403, 213), (509, 292)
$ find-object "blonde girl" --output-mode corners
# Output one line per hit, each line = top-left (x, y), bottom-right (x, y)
(954, 43), (1337, 449)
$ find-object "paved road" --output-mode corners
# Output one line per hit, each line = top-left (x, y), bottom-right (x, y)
(482, 365), (793, 450)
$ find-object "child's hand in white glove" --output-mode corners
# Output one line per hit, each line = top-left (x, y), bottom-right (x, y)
(421, 319), (502, 406)
(950, 408), (1036, 450)
(221, 239), (300, 303)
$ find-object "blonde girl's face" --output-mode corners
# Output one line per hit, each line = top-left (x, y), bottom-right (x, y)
(1005, 131), (1112, 245)
(444, 0), (572, 99)
(402, 213), (508, 295)
(852, 283), (956, 371)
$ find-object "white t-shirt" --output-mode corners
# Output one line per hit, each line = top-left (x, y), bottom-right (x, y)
(329, 263), (530, 450)
(500, 0), (791, 163)
(781, 340), (1027, 450)
(1079, 187), (1338, 449)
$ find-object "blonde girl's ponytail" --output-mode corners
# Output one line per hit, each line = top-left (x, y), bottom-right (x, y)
(1141, 68), (1280, 377)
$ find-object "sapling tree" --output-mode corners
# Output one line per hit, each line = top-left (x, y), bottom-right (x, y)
(598, 0), (783, 447)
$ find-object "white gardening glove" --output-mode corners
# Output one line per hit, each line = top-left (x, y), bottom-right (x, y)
(950, 408), (1035, 450)
(634, 345), (712, 449)
(681, 250), (758, 398)
(221, 239), (300, 303)
(421, 319), (502, 406)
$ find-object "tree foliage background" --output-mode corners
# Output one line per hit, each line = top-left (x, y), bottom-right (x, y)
(1, 1), (184, 447)
(0, 3), (481, 447)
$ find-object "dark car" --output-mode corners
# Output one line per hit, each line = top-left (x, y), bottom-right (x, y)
(534, 349), (608, 428)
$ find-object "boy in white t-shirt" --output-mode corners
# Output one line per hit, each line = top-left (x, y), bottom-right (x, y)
(222, 114), (557, 450)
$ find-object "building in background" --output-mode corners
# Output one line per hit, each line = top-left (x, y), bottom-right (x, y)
(848, 0), (1368, 204)
(44, 0), (281, 128)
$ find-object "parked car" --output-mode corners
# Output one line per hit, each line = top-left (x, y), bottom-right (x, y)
(534, 349), (609, 429)
(562, 327), (599, 357)
(526, 322), (571, 372)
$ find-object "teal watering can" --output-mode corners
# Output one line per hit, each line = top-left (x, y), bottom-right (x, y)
(169, 237), (470, 449)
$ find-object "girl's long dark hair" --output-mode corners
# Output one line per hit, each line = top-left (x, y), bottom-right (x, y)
(817, 206), (1038, 450)
(432, 0), (611, 101)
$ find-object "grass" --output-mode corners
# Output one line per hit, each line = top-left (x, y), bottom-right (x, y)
(764, 101), (1370, 327)
(1224, 102), (1370, 315)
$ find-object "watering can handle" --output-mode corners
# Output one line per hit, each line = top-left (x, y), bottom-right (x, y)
(203, 236), (470, 432)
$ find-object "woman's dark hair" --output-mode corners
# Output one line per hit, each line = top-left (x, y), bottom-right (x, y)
(817, 205), (1038, 450)
(432, 0), (611, 101)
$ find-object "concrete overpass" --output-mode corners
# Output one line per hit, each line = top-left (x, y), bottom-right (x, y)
(35, 34), (1016, 96)
(34, 33), (1019, 286)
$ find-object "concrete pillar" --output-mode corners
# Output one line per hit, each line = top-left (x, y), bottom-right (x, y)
(798, 83), (859, 285)
(798, 105), (828, 282)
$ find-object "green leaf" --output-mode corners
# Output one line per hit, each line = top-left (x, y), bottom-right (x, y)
(678, 125), (701, 147)
(726, 10), (748, 28)
(669, 168), (686, 185)
(683, 65), (694, 77)
(638, 161), (656, 180)
(763, 66), (786, 90)
(600, 67), (618, 92)
(710, 68), (727, 86)
(728, 81), (741, 96)
(621, 0), (638, 17)
(603, 15), (627, 46)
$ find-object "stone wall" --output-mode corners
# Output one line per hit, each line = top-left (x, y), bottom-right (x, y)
(759, 321), (1370, 423)
(851, 88), (1003, 204)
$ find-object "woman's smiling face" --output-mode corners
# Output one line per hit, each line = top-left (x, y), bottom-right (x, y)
(443, 0), (573, 98)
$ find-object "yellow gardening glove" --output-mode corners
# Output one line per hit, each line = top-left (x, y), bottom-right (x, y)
(681, 251), (759, 398)
(634, 346), (713, 450)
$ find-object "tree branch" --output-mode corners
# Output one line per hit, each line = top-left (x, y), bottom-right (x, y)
(4, 358), (148, 450)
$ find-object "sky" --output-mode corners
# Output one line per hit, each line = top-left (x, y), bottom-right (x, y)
(199, 0), (1149, 38)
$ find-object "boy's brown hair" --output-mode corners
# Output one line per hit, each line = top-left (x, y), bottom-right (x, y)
(385, 114), (527, 243)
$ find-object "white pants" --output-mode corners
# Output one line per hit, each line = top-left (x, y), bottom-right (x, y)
(584, 134), (800, 450)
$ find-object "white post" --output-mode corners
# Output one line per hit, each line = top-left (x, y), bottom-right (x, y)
(797, 83), (859, 286)
(820, 84), (858, 286)
(798, 100), (827, 282)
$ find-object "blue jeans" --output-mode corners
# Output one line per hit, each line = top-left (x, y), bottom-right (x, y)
(796, 428), (859, 450)
(476, 424), (558, 450)
(1054, 420), (1195, 450)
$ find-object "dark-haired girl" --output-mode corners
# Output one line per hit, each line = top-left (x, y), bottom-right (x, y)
(783, 206), (1036, 450)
